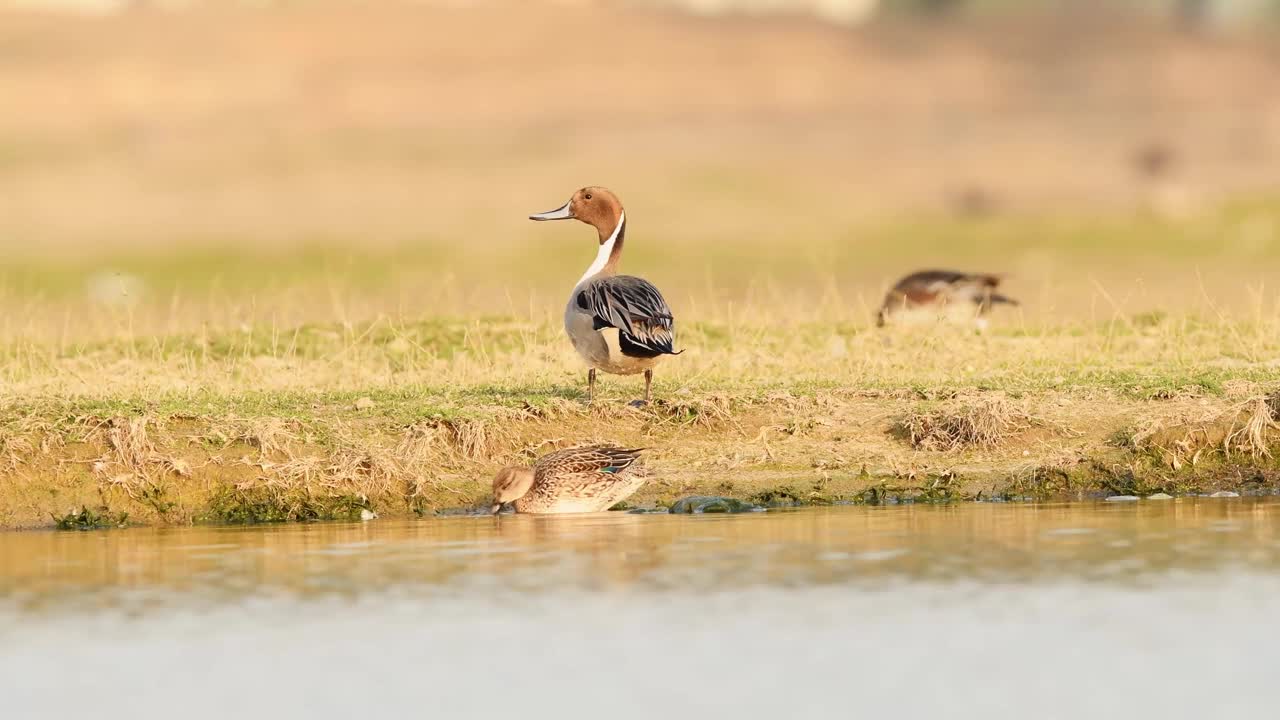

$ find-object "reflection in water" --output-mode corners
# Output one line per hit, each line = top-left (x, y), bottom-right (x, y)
(2, 499), (1279, 611)
(3, 500), (1280, 719)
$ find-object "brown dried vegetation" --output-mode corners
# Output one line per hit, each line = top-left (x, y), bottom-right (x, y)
(896, 396), (1042, 451)
(1128, 394), (1280, 470)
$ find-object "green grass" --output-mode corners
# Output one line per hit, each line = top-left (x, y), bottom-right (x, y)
(200, 486), (371, 525)
(3, 310), (1278, 421)
(53, 506), (129, 531)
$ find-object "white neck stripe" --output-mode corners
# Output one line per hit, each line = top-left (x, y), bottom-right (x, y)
(578, 211), (624, 285)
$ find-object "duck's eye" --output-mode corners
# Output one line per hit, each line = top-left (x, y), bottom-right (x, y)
(584, 193), (593, 200)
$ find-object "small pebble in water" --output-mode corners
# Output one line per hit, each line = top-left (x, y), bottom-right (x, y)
(1146, 493), (1174, 500)
(1105, 495), (1140, 502)
(1209, 491), (1240, 498)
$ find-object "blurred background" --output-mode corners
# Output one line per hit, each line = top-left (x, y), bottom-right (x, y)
(2, 0), (1279, 338)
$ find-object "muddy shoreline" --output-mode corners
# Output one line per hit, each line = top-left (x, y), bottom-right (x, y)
(3, 389), (1277, 530)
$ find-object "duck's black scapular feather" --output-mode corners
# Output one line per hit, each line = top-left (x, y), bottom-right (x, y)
(576, 275), (680, 358)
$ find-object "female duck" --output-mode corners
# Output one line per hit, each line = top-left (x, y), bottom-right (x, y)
(530, 187), (680, 405)
(490, 445), (648, 515)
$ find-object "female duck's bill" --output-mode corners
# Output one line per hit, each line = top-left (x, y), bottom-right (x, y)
(489, 466), (535, 514)
(528, 186), (680, 405)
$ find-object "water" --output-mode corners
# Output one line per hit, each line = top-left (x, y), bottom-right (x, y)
(3, 499), (1280, 719)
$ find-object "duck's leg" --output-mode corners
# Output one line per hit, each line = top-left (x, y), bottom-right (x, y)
(629, 369), (653, 408)
(588, 368), (596, 403)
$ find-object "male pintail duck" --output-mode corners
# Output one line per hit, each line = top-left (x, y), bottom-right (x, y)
(530, 187), (680, 405)
(490, 444), (648, 514)
(877, 270), (1018, 328)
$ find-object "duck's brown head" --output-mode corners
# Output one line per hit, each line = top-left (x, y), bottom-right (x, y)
(490, 466), (535, 514)
(529, 186), (623, 243)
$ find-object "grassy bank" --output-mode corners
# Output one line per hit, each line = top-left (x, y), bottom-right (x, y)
(2, 199), (1279, 529)
(2, 313), (1278, 529)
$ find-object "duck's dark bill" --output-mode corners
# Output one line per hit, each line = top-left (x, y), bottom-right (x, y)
(529, 201), (573, 221)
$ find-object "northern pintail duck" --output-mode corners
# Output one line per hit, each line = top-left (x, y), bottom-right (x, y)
(877, 270), (1018, 328)
(530, 187), (680, 405)
(490, 444), (648, 514)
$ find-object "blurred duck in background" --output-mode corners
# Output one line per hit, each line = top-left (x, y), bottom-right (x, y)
(876, 270), (1019, 329)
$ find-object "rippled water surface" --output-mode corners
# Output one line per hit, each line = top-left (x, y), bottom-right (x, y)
(3, 499), (1279, 718)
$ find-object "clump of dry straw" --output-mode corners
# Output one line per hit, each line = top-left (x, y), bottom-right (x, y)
(899, 396), (1037, 451)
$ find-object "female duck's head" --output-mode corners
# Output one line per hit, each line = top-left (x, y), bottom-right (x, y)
(490, 466), (535, 514)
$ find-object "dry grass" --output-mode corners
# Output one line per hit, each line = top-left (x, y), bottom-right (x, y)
(897, 395), (1040, 451)
(1224, 396), (1280, 460)
(1126, 392), (1280, 470)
